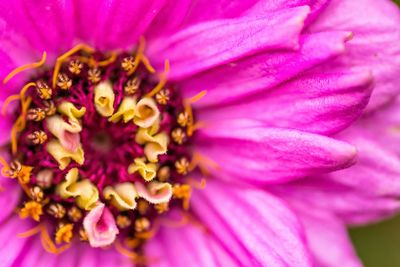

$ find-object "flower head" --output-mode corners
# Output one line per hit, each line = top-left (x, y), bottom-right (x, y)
(0, 0), (399, 266)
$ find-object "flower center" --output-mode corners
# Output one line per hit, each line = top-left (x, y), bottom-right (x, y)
(0, 41), (207, 256)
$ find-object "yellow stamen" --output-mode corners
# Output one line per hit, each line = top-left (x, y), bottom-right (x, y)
(1, 95), (20, 115)
(188, 90), (207, 104)
(135, 224), (160, 239)
(115, 239), (150, 264)
(18, 222), (72, 254)
(1, 82), (36, 116)
(184, 102), (194, 136)
(146, 60), (170, 97)
(96, 52), (118, 67)
(17, 223), (43, 238)
(182, 90), (207, 136)
(15, 165), (33, 184)
(11, 97), (32, 155)
(159, 212), (190, 228)
(52, 44), (95, 88)
(172, 184), (191, 210)
(0, 156), (10, 176)
(3, 52), (47, 84)
(186, 177), (207, 189)
(19, 82), (37, 103)
(40, 225), (71, 254)
(141, 55), (156, 73)
(115, 239), (140, 259)
(189, 152), (220, 176)
(127, 37), (146, 76)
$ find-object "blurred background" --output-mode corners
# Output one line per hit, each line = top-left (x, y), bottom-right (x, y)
(350, 215), (400, 266)
(349, 2), (400, 266)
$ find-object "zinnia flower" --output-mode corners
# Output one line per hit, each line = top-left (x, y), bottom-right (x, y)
(0, 0), (399, 266)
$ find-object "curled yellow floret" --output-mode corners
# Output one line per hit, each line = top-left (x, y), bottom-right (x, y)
(56, 168), (98, 210)
(94, 80), (115, 117)
(103, 183), (138, 211)
(46, 140), (84, 170)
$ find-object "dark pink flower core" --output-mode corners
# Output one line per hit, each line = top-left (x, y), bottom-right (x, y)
(0, 42), (206, 256)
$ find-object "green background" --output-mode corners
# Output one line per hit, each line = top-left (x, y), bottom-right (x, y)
(350, 215), (400, 266)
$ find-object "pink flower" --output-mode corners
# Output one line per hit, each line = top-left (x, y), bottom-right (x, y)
(0, 1), (399, 267)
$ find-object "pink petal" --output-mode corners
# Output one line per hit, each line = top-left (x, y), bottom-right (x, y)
(171, 0), (259, 27)
(0, 151), (21, 223)
(308, 0), (400, 111)
(192, 180), (313, 266)
(274, 178), (400, 225)
(331, 135), (400, 198)
(0, 215), (34, 266)
(75, 0), (167, 50)
(83, 203), (119, 248)
(198, 70), (372, 135)
(196, 120), (357, 183)
(0, 110), (13, 146)
(180, 31), (355, 108)
(147, 6), (310, 79)
(144, 0), (193, 39)
(0, 1), (75, 57)
(11, 238), (48, 267)
(0, 50), (33, 99)
(292, 205), (363, 267)
(0, 180), (21, 224)
(17, 241), (133, 267)
(146, 224), (235, 267)
(245, 0), (329, 25)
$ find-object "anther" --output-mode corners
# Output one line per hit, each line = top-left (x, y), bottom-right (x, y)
(175, 157), (189, 175)
(6, 161), (32, 184)
(155, 89), (170, 105)
(124, 77), (141, 95)
(47, 203), (66, 219)
(88, 68), (101, 84)
(19, 201), (43, 221)
(57, 73), (72, 90)
(173, 184), (192, 210)
(157, 166), (170, 182)
(121, 56), (136, 72)
(177, 112), (190, 127)
(67, 206), (83, 223)
(68, 59), (83, 75)
(55, 223), (74, 244)
(9, 160), (22, 176)
(27, 108), (46, 121)
(27, 130), (47, 145)
(36, 81), (52, 100)
(117, 215), (132, 229)
(134, 217), (150, 233)
(154, 202), (169, 214)
(171, 128), (186, 145)
(43, 100), (56, 116)
(30, 186), (44, 202)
